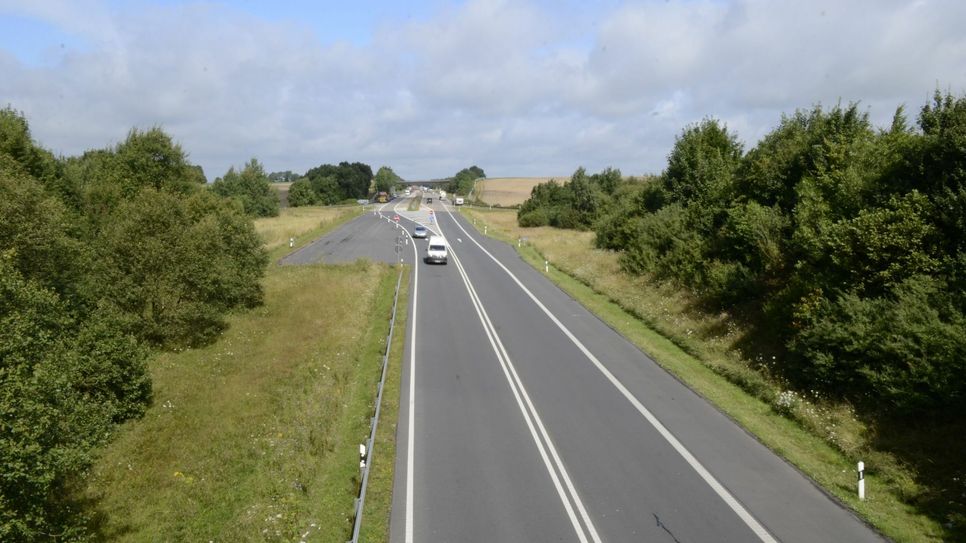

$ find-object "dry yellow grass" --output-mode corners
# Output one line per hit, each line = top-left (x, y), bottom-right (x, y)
(255, 206), (360, 254)
(475, 177), (568, 207)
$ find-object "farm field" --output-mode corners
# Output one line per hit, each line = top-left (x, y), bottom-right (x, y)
(475, 177), (566, 206)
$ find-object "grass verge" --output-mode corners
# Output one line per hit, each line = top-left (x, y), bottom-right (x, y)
(78, 204), (405, 541)
(81, 260), (399, 541)
(358, 268), (409, 543)
(462, 207), (943, 542)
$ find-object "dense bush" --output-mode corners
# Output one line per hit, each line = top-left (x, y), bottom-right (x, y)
(211, 158), (280, 217)
(287, 177), (318, 206)
(289, 161), (372, 206)
(92, 189), (266, 347)
(523, 94), (966, 419)
(517, 167), (620, 231)
(0, 108), (267, 538)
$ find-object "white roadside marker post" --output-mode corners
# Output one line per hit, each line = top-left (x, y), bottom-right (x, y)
(545, 260), (549, 273)
(289, 237), (294, 248)
(858, 461), (865, 500)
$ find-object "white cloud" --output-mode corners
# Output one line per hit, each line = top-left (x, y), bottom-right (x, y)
(1, 0), (964, 179)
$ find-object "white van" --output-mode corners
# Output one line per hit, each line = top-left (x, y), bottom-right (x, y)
(455, 197), (464, 206)
(424, 235), (448, 265)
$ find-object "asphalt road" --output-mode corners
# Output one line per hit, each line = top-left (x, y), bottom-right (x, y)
(284, 196), (884, 542)
(279, 210), (409, 266)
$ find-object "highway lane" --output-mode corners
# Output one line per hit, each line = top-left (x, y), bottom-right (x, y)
(390, 198), (882, 542)
(382, 198), (584, 542)
(280, 200), (591, 541)
(279, 209), (408, 266)
(283, 197), (882, 542)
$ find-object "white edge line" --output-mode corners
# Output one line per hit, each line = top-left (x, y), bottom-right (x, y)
(437, 212), (603, 543)
(441, 223), (595, 543)
(379, 210), (417, 543)
(447, 211), (779, 543)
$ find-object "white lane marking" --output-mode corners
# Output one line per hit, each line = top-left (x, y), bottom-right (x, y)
(377, 211), (419, 543)
(447, 212), (779, 543)
(436, 215), (602, 543)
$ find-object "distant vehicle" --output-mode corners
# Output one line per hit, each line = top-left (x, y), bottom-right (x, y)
(375, 191), (389, 203)
(424, 235), (448, 264)
(440, 190), (446, 200)
(455, 197), (464, 205)
(413, 224), (428, 238)
(426, 197), (433, 203)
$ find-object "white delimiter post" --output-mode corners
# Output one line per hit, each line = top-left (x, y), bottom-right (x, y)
(858, 461), (865, 500)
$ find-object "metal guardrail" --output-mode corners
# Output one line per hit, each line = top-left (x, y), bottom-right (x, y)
(348, 265), (404, 543)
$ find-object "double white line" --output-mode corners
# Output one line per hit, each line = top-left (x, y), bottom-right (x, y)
(445, 211), (778, 543)
(427, 213), (603, 543)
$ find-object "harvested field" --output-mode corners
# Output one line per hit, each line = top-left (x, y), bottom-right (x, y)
(475, 177), (567, 207)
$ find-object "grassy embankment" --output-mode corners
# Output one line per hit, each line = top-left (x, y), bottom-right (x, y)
(461, 205), (944, 542)
(80, 207), (405, 542)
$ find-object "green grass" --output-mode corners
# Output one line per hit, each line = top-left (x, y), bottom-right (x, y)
(81, 261), (400, 541)
(358, 270), (408, 543)
(78, 205), (405, 541)
(463, 207), (944, 542)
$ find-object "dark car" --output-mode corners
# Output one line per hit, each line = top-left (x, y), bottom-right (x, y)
(426, 197), (433, 203)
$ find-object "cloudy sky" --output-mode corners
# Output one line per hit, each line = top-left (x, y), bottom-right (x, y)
(1, 0), (964, 180)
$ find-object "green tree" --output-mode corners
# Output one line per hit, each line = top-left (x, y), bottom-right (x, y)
(0, 107), (62, 186)
(113, 127), (196, 196)
(287, 178), (318, 206)
(91, 189), (267, 347)
(211, 158), (280, 217)
(0, 171), (86, 303)
(0, 254), (151, 541)
(663, 119), (743, 211)
(446, 165), (486, 195)
(916, 90), (966, 255)
(303, 161), (373, 202)
(374, 165), (403, 193)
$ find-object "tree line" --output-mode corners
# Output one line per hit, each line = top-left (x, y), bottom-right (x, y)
(444, 165), (485, 196)
(287, 161), (374, 206)
(519, 92), (966, 419)
(0, 108), (268, 539)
